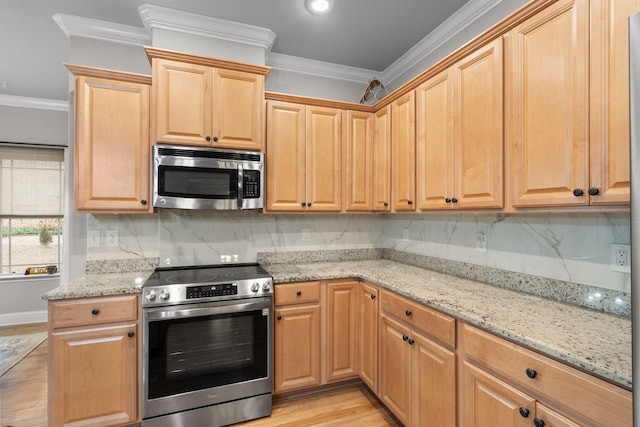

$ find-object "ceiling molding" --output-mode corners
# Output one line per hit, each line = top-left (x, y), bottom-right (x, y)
(266, 52), (376, 84)
(381, 0), (504, 84)
(0, 94), (69, 112)
(52, 13), (151, 47)
(138, 3), (277, 52)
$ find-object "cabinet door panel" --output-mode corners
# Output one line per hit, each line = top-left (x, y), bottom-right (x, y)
(50, 324), (138, 427)
(212, 68), (264, 150)
(266, 101), (306, 211)
(358, 283), (379, 393)
(373, 106), (392, 211)
(344, 111), (374, 211)
(535, 404), (581, 427)
(391, 92), (416, 211)
(153, 59), (212, 145)
(509, 0), (589, 207)
(326, 281), (359, 382)
(379, 315), (411, 425)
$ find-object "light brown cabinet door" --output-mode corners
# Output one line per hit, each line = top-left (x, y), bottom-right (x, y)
(266, 101), (306, 212)
(358, 282), (379, 393)
(344, 110), (374, 211)
(508, 0), (589, 207)
(274, 304), (321, 393)
(306, 106), (342, 212)
(391, 91), (416, 211)
(412, 331), (456, 427)
(462, 361), (535, 427)
(212, 68), (264, 151)
(589, 0), (640, 205)
(49, 324), (138, 427)
(453, 38), (503, 209)
(535, 404), (581, 427)
(153, 59), (212, 146)
(379, 314), (411, 425)
(326, 281), (359, 382)
(373, 105), (392, 211)
(74, 76), (151, 212)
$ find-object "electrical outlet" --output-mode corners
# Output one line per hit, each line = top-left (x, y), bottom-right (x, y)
(105, 230), (119, 247)
(87, 230), (100, 248)
(402, 228), (409, 241)
(302, 229), (311, 241)
(610, 244), (631, 273)
(476, 232), (487, 253)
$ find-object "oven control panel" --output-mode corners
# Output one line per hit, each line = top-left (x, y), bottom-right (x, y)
(187, 283), (237, 299)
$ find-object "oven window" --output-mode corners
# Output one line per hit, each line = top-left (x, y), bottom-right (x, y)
(147, 309), (268, 399)
(158, 166), (238, 199)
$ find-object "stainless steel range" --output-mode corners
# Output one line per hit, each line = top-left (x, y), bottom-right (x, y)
(141, 263), (273, 427)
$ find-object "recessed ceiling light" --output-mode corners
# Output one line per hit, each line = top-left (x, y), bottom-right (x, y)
(305, 0), (334, 15)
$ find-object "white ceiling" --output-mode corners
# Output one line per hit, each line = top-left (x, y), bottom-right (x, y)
(0, 0), (481, 103)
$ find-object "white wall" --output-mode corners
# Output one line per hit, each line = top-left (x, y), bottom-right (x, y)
(0, 106), (68, 145)
(266, 69), (366, 103)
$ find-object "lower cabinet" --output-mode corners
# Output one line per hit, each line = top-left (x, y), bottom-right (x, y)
(358, 282), (379, 393)
(48, 295), (140, 427)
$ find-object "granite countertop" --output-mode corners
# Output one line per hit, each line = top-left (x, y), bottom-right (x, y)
(263, 259), (632, 390)
(42, 270), (153, 300)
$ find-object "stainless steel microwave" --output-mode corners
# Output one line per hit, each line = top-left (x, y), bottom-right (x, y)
(152, 145), (264, 210)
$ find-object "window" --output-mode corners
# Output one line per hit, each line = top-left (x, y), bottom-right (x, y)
(0, 145), (65, 275)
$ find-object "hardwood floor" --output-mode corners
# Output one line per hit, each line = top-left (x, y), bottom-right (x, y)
(0, 323), (400, 427)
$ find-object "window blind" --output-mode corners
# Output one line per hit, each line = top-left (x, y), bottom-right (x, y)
(0, 145), (65, 216)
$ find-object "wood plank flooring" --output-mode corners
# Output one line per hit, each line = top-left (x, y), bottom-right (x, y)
(0, 323), (400, 427)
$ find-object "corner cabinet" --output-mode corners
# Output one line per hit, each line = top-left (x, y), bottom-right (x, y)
(48, 295), (140, 427)
(391, 92), (416, 212)
(373, 105), (392, 212)
(67, 64), (152, 212)
(343, 110), (374, 212)
(146, 47), (269, 151)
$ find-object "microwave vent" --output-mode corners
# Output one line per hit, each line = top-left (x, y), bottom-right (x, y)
(157, 147), (262, 162)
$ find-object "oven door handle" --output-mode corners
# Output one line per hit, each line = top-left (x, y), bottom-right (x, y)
(145, 299), (270, 321)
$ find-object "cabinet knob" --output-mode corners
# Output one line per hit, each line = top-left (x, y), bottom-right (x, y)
(588, 187), (599, 196)
(91, 308), (100, 316)
(307, 203), (312, 208)
(127, 331), (135, 338)
(402, 335), (409, 341)
(205, 136), (211, 142)
(301, 202), (307, 207)
(451, 197), (458, 203)
(296, 290), (302, 296)
(213, 136), (219, 142)
(573, 188), (584, 197)
(408, 338), (415, 345)
(445, 198), (452, 203)
(405, 309), (412, 317)
(141, 199), (147, 205)
(519, 408), (530, 418)
(407, 200), (413, 205)
(276, 315), (282, 320)
(370, 294), (376, 300)
(534, 419), (546, 427)
(525, 368), (537, 379)
(383, 202), (389, 207)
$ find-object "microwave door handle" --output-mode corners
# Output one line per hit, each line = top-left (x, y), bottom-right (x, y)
(237, 165), (244, 209)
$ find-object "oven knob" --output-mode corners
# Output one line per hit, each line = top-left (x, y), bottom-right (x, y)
(262, 283), (271, 292)
(160, 290), (170, 300)
(251, 282), (260, 293)
(146, 290), (157, 301)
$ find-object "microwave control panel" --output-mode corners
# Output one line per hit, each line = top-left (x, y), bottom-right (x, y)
(243, 170), (261, 199)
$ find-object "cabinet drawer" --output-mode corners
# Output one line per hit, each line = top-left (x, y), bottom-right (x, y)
(380, 289), (455, 348)
(275, 281), (321, 306)
(462, 323), (632, 427)
(49, 295), (139, 329)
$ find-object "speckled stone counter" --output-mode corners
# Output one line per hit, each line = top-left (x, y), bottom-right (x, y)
(262, 259), (632, 389)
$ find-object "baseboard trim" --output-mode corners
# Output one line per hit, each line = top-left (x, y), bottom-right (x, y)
(0, 310), (48, 326)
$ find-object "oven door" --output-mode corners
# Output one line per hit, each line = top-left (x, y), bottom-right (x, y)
(142, 297), (272, 420)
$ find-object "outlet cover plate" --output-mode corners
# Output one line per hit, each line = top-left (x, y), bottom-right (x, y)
(610, 244), (631, 273)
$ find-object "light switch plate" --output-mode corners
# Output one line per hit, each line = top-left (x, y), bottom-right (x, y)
(87, 231), (100, 248)
(105, 230), (119, 247)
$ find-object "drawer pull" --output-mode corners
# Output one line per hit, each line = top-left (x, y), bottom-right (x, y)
(91, 308), (100, 316)
(519, 408), (530, 418)
(402, 335), (409, 341)
(405, 309), (412, 317)
(525, 368), (537, 379)
(127, 331), (135, 338)
(534, 419), (545, 427)
(370, 294), (376, 300)
(296, 290), (302, 296)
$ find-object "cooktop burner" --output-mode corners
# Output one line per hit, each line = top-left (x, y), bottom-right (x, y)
(144, 263), (270, 287)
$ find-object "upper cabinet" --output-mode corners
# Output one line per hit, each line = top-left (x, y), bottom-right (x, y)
(391, 92), (416, 212)
(416, 38), (503, 211)
(146, 47), (269, 151)
(68, 64), (153, 213)
(343, 110), (374, 212)
(373, 106), (392, 212)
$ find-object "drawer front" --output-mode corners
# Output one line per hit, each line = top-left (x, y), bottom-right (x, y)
(462, 323), (632, 427)
(380, 289), (455, 348)
(49, 295), (139, 329)
(275, 281), (321, 306)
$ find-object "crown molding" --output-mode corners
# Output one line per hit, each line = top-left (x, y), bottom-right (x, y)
(381, 0), (504, 84)
(0, 94), (68, 112)
(52, 13), (151, 47)
(266, 52), (375, 84)
(138, 3), (277, 52)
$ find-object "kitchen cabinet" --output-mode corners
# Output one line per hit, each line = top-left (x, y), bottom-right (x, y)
(266, 100), (342, 212)
(416, 38), (503, 210)
(461, 323), (632, 426)
(67, 64), (152, 212)
(508, 0), (590, 207)
(48, 295), (140, 427)
(273, 281), (322, 393)
(391, 91), (416, 211)
(326, 280), (359, 382)
(343, 110), (374, 212)
(373, 105), (392, 212)
(379, 290), (456, 427)
(358, 282), (379, 393)
(147, 47), (269, 151)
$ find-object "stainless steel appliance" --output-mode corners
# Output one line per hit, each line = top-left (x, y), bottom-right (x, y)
(630, 11), (640, 426)
(152, 144), (264, 210)
(141, 263), (273, 427)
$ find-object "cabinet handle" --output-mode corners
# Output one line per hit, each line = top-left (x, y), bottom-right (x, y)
(573, 188), (584, 197)
(308, 203), (312, 208)
(296, 290), (302, 296)
(141, 199), (147, 205)
(408, 338), (415, 345)
(91, 308), (100, 316)
(445, 197), (452, 203)
(519, 408), (530, 418)
(407, 200), (413, 205)
(451, 197), (458, 203)
(276, 315), (282, 320)
(127, 331), (135, 338)
(213, 136), (219, 142)
(206, 136), (211, 142)
(525, 368), (537, 379)
(534, 419), (545, 427)
(370, 294), (376, 300)
(588, 187), (599, 196)
(383, 202), (389, 207)
(405, 309), (412, 317)
(402, 335), (409, 341)
(301, 202), (307, 207)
